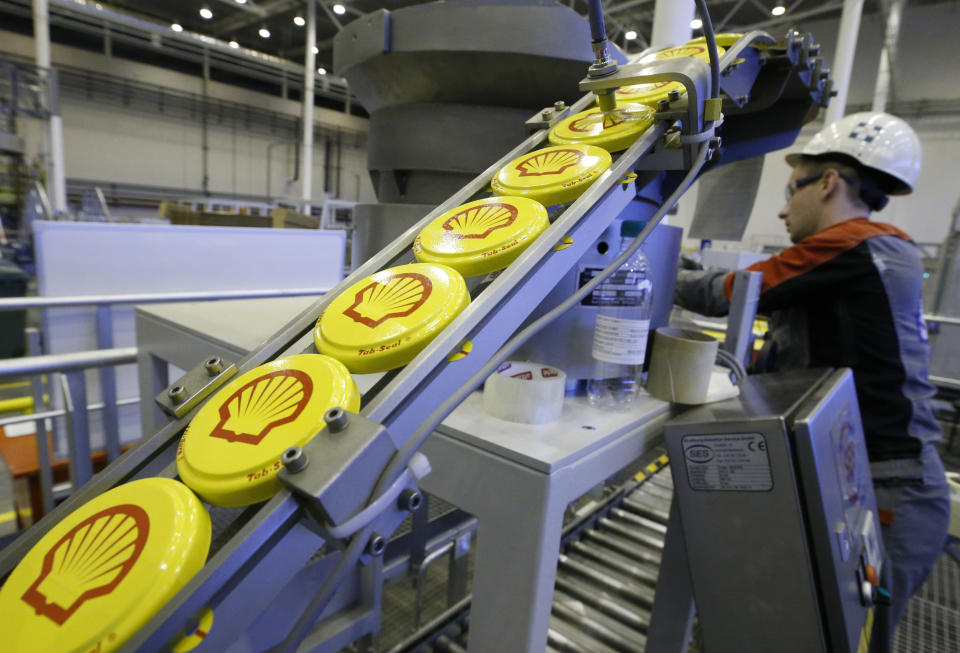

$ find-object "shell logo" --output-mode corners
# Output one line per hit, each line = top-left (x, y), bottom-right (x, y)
(515, 149), (585, 177)
(441, 204), (518, 240)
(21, 504), (150, 625)
(616, 81), (671, 96)
(568, 110), (629, 133)
(657, 45), (705, 59)
(210, 369), (313, 445)
(344, 272), (433, 328)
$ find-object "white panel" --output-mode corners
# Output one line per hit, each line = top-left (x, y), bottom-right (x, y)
(34, 221), (345, 450)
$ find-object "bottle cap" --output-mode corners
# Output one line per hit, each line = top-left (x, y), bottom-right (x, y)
(491, 145), (612, 206)
(613, 80), (686, 107)
(177, 354), (360, 507)
(549, 103), (655, 153)
(414, 197), (549, 277)
(0, 478), (211, 653)
(314, 263), (470, 373)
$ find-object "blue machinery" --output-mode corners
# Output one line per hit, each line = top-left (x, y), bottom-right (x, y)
(1, 29), (841, 653)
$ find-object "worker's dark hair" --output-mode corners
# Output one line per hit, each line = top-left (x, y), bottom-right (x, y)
(795, 153), (889, 212)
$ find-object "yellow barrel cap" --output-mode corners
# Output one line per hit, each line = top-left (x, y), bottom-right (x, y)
(414, 197), (549, 277)
(177, 353), (360, 507)
(549, 103), (655, 153)
(491, 145), (613, 207)
(614, 80), (685, 107)
(687, 33), (743, 48)
(315, 263), (470, 373)
(641, 43), (725, 63)
(0, 478), (211, 653)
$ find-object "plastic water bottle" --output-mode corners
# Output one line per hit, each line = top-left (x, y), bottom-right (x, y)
(586, 221), (653, 408)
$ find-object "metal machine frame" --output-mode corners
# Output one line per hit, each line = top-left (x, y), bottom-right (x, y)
(0, 30), (832, 653)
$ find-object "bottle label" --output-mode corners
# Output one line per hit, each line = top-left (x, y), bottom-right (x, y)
(592, 315), (650, 364)
(579, 268), (644, 307)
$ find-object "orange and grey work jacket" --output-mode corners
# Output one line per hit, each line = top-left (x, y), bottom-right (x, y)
(674, 217), (941, 463)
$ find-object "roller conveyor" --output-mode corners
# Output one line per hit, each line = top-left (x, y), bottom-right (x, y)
(0, 25), (834, 653)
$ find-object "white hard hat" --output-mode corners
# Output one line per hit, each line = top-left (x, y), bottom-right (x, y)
(785, 111), (921, 195)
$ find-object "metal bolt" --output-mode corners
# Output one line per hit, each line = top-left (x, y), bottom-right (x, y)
(282, 446), (308, 473)
(324, 407), (349, 433)
(367, 533), (386, 557)
(204, 356), (223, 375)
(710, 136), (723, 150)
(167, 385), (187, 404)
(398, 489), (423, 513)
(657, 99), (670, 112)
(667, 89), (682, 102)
(541, 109), (552, 120)
(553, 100), (566, 111)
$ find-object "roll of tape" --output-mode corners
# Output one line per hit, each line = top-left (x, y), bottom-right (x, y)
(482, 361), (566, 424)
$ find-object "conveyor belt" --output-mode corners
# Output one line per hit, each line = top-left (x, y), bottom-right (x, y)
(403, 459), (675, 653)
(547, 465), (672, 652)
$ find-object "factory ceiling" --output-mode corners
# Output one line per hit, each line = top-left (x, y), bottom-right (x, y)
(2, 0), (913, 71)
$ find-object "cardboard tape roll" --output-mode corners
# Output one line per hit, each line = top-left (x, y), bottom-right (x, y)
(482, 361), (566, 424)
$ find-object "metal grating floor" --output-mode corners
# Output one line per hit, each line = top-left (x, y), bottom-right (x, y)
(894, 552), (960, 653)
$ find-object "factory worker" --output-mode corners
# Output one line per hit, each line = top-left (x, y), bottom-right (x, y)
(673, 111), (950, 636)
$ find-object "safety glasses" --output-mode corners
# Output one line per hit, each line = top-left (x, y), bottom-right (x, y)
(784, 170), (855, 202)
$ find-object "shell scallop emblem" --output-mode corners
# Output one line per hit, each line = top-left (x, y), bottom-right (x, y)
(569, 110), (629, 133)
(515, 149), (585, 177)
(21, 505), (149, 625)
(210, 369), (312, 445)
(616, 81), (672, 96)
(343, 272), (433, 328)
(442, 203), (518, 239)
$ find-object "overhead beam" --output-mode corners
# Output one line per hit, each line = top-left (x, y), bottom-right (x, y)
(211, 0), (267, 17)
(734, 1), (843, 30)
(213, 0), (299, 35)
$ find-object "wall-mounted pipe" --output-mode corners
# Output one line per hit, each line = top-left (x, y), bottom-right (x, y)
(301, 0), (316, 212)
(825, 0), (864, 124)
(33, 0), (67, 214)
(871, 0), (905, 113)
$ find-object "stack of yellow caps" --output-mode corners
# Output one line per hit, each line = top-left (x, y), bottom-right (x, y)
(314, 263), (470, 373)
(490, 145), (612, 207)
(0, 478), (211, 653)
(549, 103), (655, 153)
(616, 42), (728, 107)
(413, 197), (549, 277)
(177, 354), (360, 507)
(687, 33), (743, 48)
(639, 42), (725, 65)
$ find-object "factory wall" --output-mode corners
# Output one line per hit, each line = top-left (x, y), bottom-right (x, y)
(2, 29), (376, 205)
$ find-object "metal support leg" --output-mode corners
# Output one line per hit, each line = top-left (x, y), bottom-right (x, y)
(60, 371), (92, 488)
(448, 532), (471, 606)
(646, 497), (697, 653)
(96, 304), (121, 461)
(26, 327), (54, 515)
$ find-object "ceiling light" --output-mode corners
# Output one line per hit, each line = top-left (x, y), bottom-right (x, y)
(199, 6), (213, 19)
(332, 4), (346, 15)
(235, 0), (247, 4)
(312, 46), (319, 54)
(170, 22), (184, 33)
(317, 67), (327, 75)
(258, 27), (271, 38)
(625, 30), (637, 41)
(772, 5), (786, 15)
(293, 15), (306, 26)
(229, 40), (239, 49)
(690, 18), (702, 29)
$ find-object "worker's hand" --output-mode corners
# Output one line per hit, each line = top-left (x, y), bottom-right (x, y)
(679, 253), (703, 271)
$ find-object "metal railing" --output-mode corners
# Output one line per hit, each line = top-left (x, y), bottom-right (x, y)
(0, 287), (328, 519)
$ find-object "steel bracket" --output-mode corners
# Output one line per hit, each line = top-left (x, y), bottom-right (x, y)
(525, 102), (572, 132)
(277, 408), (429, 541)
(154, 355), (237, 418)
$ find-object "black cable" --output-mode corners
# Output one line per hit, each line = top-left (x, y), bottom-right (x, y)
(694, 0), (721, 98)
